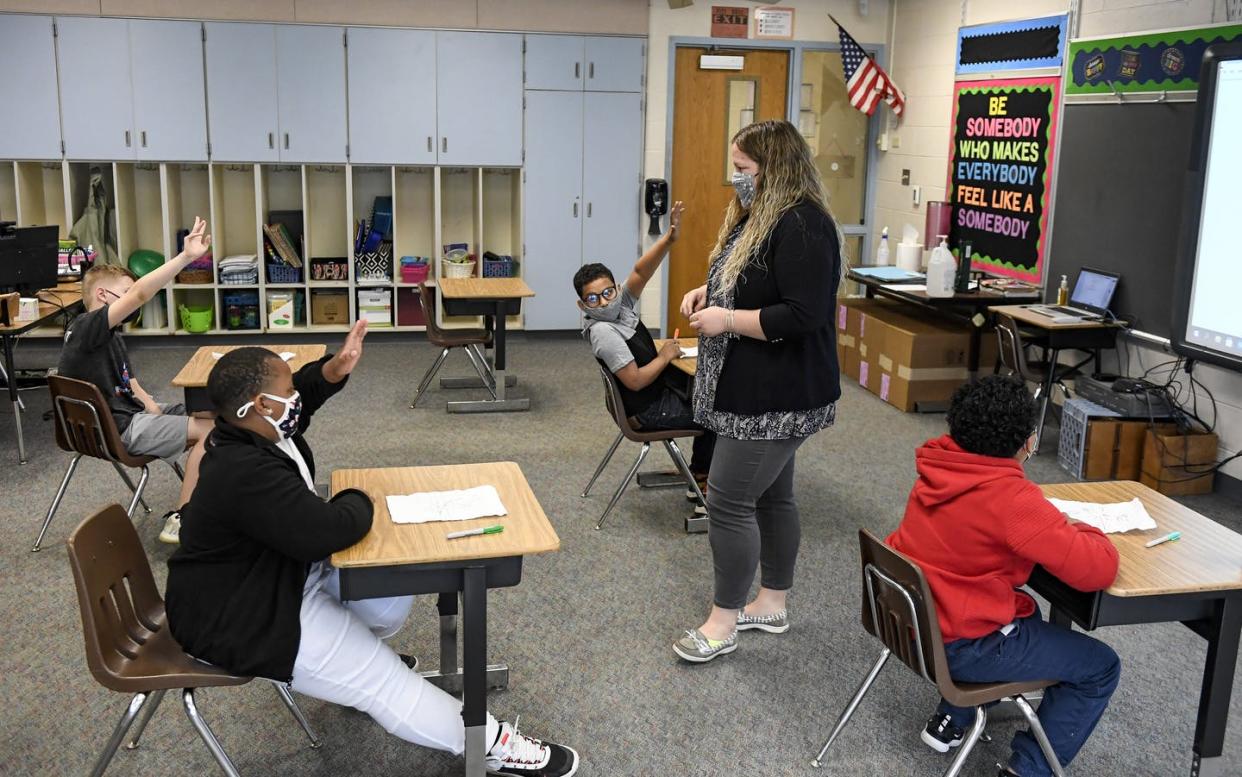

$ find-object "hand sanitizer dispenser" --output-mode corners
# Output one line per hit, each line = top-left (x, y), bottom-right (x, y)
(926, 235), (957, 298)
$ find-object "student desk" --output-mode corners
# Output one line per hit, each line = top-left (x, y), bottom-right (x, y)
(653, 337), (697, 376)
(330, 462), (560, 777)
(991, 305), (1122, 452)
(170, 344), (327, 412)
(1031, 481), (1242, 777)
(437, 278), (534, 414)
(1, 283), (83, 463)
(849, 269), (1039, 381)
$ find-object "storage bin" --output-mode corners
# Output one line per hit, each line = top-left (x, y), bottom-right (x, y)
(178, 304), (213, 333)
(267, 262), (302, 284)
(310, 257), (349, 282)
(223, 291), (260, 331)
(482, 253), (514, 278)
(401, 262), (430, 284)
(443, 259), (476, 278)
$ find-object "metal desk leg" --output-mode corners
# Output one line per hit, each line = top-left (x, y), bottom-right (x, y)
(447, 304), (530, 413)
(967, 320), (983, 382)
(421, 591), (509, 695)
(3, 334), (27, 464)
(1191, 596), (1242, 777)
(462, 566), (488, 777)
(1032, 348), (1060, 454)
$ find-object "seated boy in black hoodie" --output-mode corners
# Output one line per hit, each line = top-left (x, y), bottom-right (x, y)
(166, 323), (577, 777)
(574, 201), (714, 503)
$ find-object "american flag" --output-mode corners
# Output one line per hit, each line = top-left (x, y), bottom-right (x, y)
(835, 19), (905, 118)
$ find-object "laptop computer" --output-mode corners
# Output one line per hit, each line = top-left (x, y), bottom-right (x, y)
(1027, 267), (1120, 322)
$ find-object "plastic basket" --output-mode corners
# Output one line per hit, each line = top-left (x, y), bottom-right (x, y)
(401, 263), (430, 284)
(267, 262), (302, 284)
(1057, 397), (1120, 479)
(443, 260), (476, 279)
(222, 291), (260, 331)
(482, 255), (514, 278)
(179, 304), (214, 333)
(176, 267), (213, 284)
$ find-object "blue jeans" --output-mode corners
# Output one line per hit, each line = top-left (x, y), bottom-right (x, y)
(936, 612), (1121, 776)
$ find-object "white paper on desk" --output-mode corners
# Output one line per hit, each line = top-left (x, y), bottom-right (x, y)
(680, 346), (699, 358)
(386, 485), (508, 524)
(1048, 497), (1157, 534)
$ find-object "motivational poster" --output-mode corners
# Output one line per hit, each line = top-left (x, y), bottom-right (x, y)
(947, 76), (1061, 283)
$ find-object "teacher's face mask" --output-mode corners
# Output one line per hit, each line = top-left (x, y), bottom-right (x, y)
(731, 171), (757, 208)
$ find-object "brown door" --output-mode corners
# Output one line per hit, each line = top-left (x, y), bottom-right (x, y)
(666, 47), (790, 334)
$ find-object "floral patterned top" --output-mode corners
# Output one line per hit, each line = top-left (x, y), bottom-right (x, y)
(691, 224), (837, 441)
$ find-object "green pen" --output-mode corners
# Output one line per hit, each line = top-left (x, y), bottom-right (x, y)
(446, 525), (504, 540)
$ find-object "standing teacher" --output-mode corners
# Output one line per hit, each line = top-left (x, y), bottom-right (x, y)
(673, 120), (843, 663)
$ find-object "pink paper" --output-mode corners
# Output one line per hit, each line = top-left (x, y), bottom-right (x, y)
(859, 361), (869, 387)
(860, 314), (867, 338)
(838, 304), (847, 330)
(880, 373), (891, 401)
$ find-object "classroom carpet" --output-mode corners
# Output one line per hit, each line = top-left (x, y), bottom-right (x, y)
(1, 333), (1240, 777)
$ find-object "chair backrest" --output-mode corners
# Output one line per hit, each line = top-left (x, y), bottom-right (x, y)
(857, 528), (952, 692)
(597, 363), (640, 441)
(419, 282), (447, 340)
(66, 504), (166, 691)
(994, 314), (1035, 382)
(47, 374), (134, 464)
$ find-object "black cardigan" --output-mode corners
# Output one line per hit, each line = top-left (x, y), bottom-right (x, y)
(714, 201), (842, 415)
(165, 356), (372, 682)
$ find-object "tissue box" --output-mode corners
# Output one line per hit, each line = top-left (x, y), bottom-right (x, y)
(267, 291), (295, 330)
(17, 297), (41, 321)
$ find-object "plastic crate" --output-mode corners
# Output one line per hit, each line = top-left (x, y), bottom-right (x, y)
(482, 254), (514, 278)
(223, 290), (261, 330)
(1058, 397), (1120, 479)
(267, 262), (302, 284)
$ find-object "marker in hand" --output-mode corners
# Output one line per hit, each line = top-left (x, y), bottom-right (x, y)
(446, 525), (504, 540)
(1145, 531), (1181, 548)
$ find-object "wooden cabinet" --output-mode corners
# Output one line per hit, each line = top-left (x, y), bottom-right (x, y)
(205, 22), (280, 162)
(130, 20), (208, 161)
(0, 15), (61, 159)
(347, 27), (437, 165)
(436, 32), (523, 167)
(276, 25), (348, 163)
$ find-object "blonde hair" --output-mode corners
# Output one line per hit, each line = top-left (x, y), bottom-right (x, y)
(710, 120), (846, 293)
(83, 264), (136, 304)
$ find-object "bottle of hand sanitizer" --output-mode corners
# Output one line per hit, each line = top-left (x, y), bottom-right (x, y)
(926, 235), (957, 298)
(875, 227), (891, 266)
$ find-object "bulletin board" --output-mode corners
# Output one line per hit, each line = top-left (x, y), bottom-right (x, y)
(946, 76), (1062, 283)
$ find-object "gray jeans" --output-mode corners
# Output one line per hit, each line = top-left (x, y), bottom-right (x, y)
(706, 436), (805, 610)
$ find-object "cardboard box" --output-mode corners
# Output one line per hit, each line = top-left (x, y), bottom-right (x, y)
(356, 288), (392, 328)
(310, 290), (349, 326)
(869, 305), (978, 412)
(1082, 419), (1148, 480)
(1141, 424), (1217, 495)
(266, 291), (295, 330)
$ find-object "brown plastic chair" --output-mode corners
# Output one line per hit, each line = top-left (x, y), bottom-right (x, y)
(409, 282), (497, 408)
(580, 364), (706, 530)
(33, 375), (185, 552)
(68, 504), (321, 777)
(810, 529), (1064, 777)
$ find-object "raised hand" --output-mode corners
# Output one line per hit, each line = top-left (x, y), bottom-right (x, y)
(666, 200), (685, 243)
(324, 319), (368, 383)
(182, 216), (212, 261)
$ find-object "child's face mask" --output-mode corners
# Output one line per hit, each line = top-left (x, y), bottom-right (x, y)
(583, 296), (623, 323)
(237, 391), (302, 440)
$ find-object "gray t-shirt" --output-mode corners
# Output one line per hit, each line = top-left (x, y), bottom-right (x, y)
(583, 284), (642, 373)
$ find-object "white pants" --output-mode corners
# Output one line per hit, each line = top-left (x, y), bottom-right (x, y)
(290, 568), (499, 754)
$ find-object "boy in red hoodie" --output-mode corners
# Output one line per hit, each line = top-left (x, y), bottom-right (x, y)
(887, 376), (1120, 777)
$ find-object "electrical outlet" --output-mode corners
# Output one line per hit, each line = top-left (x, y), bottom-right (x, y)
(901, 169), (910, 186)
(912, 185), (922, 206)
(891, 134), (901, 149)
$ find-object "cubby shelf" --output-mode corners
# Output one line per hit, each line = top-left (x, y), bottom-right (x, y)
(7, 159), (522, 336)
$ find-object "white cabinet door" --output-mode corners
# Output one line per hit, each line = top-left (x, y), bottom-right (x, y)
(584, 37), (645, 93)
(0, 15), (61, 159)
(348, 27), (436, 165)
(523, 91), (584, 331)
(276, 25), (348, 163)
(436, 32), (523, 167)
(582, 92), (642, 273)
(525, 34), (584, 91)
(205, 22), (279, 162)
(130, 20), (208, 161)
(57, 17), (134, 159)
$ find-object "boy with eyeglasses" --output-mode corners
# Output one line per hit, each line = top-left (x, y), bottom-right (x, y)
(573, 201), (714, 497)
(57, 217), (214, 544)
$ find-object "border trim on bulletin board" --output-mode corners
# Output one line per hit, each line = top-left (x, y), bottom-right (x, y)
(946, 76), (1062, 284)
(956, 15), (1069, 74)
(1067, 23), (1242, 95)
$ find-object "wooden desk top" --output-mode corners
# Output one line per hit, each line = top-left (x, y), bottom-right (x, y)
(0, 283), (83, 334)
(330, 461), (561, 568)
(993, 304), (1123, 331)
(1040, 481), (1242, 597)
(653, 338), (697, 376)
(438, 278), (534, 300)
(171, 344), (328, 388)
(848, 271), (1037, 307)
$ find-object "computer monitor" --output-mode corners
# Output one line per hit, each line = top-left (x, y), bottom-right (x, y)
(0, 224), (59, 296)
(1069, 266), (1120, 315)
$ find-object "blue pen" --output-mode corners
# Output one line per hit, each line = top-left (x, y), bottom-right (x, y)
(1145, 531), (1180, 548)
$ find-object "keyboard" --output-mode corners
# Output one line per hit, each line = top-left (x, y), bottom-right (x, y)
(1034, 305), (1088, 316)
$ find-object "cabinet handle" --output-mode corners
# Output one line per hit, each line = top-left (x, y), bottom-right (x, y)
(589, 62), (595, 79)
(284, 133), (290, 150)
(268, 132), (275, 149)
(573, 202), (578, 217)
(442, 137), (448, 153)
(587, 202), (592, 217)
(140, 131), (147, 148)
(427, 136), (433, 152)
(124, 130), (131, 148)
(575, 62), (580, 79)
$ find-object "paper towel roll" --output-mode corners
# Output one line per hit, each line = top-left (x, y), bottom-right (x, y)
(895, 242), (924, 272)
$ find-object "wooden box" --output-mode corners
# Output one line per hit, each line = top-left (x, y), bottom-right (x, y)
(1140, 424), (1217, 496)
(1082, 419), (1148, 481)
